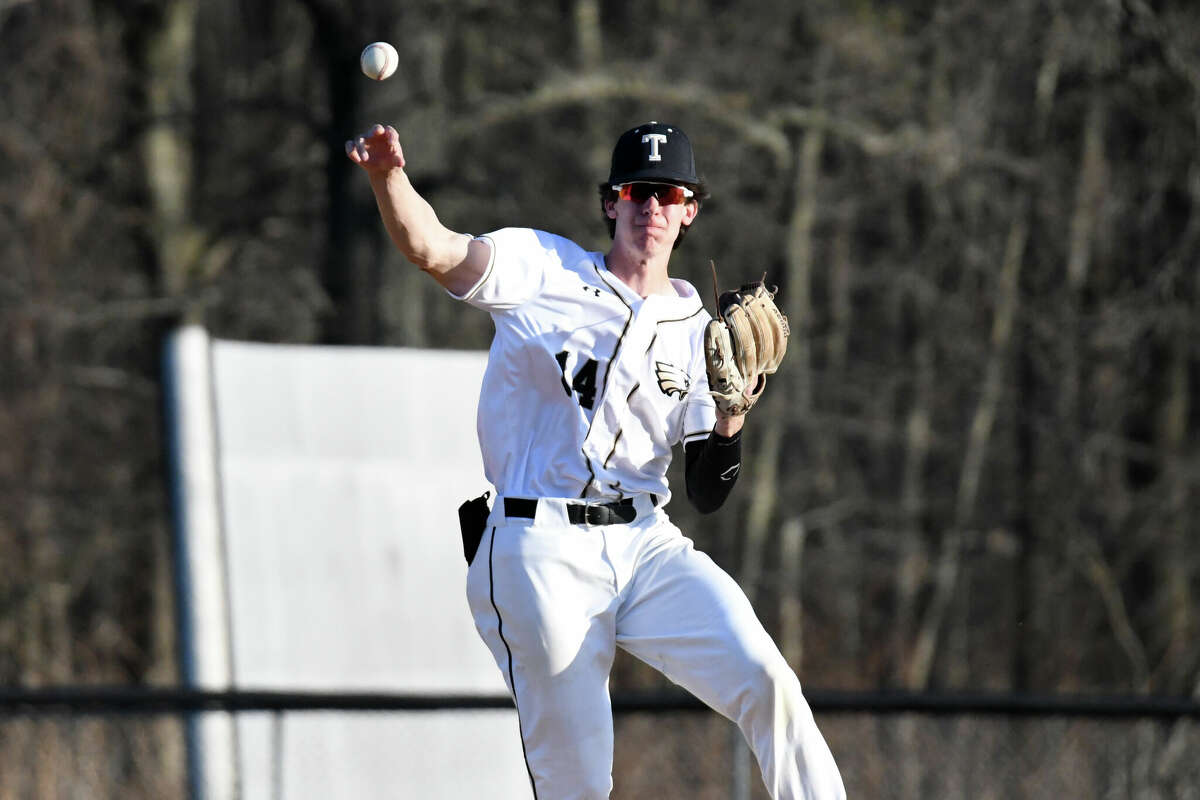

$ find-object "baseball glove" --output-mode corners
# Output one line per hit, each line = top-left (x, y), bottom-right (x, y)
(703, 267), (790, 417)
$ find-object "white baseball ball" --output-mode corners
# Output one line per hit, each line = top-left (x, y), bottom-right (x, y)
(360, 41), (398, 81)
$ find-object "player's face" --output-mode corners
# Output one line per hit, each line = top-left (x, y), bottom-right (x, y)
(607, 183), (699, 255)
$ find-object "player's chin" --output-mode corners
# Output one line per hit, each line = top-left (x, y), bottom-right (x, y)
(633, 225), (670, 246)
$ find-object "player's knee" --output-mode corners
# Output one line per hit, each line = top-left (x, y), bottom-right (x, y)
(524, 711), (614, 799)
(766, 659), (814, 725)
(731, 652), (807, 723)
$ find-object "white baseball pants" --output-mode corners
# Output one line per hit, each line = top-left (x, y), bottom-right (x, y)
(465, 496), (846, 800)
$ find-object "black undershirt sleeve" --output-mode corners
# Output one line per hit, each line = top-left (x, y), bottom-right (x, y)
(684, 430), (742, 514)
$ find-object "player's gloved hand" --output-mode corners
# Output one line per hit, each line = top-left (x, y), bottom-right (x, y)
(703, 269), (790, 417)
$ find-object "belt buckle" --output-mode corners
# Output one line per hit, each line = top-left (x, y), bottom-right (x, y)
(572, 499), (611, 527)
(581, 500), (603, 528)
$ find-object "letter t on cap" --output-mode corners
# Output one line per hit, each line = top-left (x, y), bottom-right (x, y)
(642, 133), (667, 162)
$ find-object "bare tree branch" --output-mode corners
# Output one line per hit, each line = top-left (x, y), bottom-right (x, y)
(446, 72), (792, 167)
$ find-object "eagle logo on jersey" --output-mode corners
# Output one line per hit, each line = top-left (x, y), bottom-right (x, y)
(655, 361), (691, 398)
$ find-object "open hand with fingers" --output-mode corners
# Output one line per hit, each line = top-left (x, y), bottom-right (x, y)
(345, 124), (406, 174)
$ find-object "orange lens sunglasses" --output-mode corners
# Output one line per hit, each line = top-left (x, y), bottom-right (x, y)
(613, 182), (695, 205)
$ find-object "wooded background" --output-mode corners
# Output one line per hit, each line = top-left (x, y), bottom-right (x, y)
(2, 0), (1198, 796)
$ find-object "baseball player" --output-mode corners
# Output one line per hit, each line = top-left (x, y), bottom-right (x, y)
(347, 120), (845, 800)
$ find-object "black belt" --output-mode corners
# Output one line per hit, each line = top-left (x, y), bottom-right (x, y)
(504, 496), (656, 526)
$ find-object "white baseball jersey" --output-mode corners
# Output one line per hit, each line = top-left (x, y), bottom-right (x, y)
(451, 226), (717, 505)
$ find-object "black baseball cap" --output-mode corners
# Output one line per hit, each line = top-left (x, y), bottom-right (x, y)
(605, 121), (699, 187)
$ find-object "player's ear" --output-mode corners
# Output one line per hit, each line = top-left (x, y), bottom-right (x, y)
(605, 196), (618, 220)
(682, 199), (699, 225)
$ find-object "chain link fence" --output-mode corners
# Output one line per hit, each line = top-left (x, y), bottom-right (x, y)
(2, 691), (1198, 799)
(0, 716), (186, 800)
(616, 712), (1200, 799)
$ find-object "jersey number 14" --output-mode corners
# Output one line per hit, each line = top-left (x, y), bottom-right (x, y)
(556, 351), (600, 409)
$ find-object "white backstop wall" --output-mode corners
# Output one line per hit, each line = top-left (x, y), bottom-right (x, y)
(163, 325), (528, 799)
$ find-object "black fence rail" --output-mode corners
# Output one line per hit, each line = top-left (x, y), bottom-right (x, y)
(2, 685), (1199, 718)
